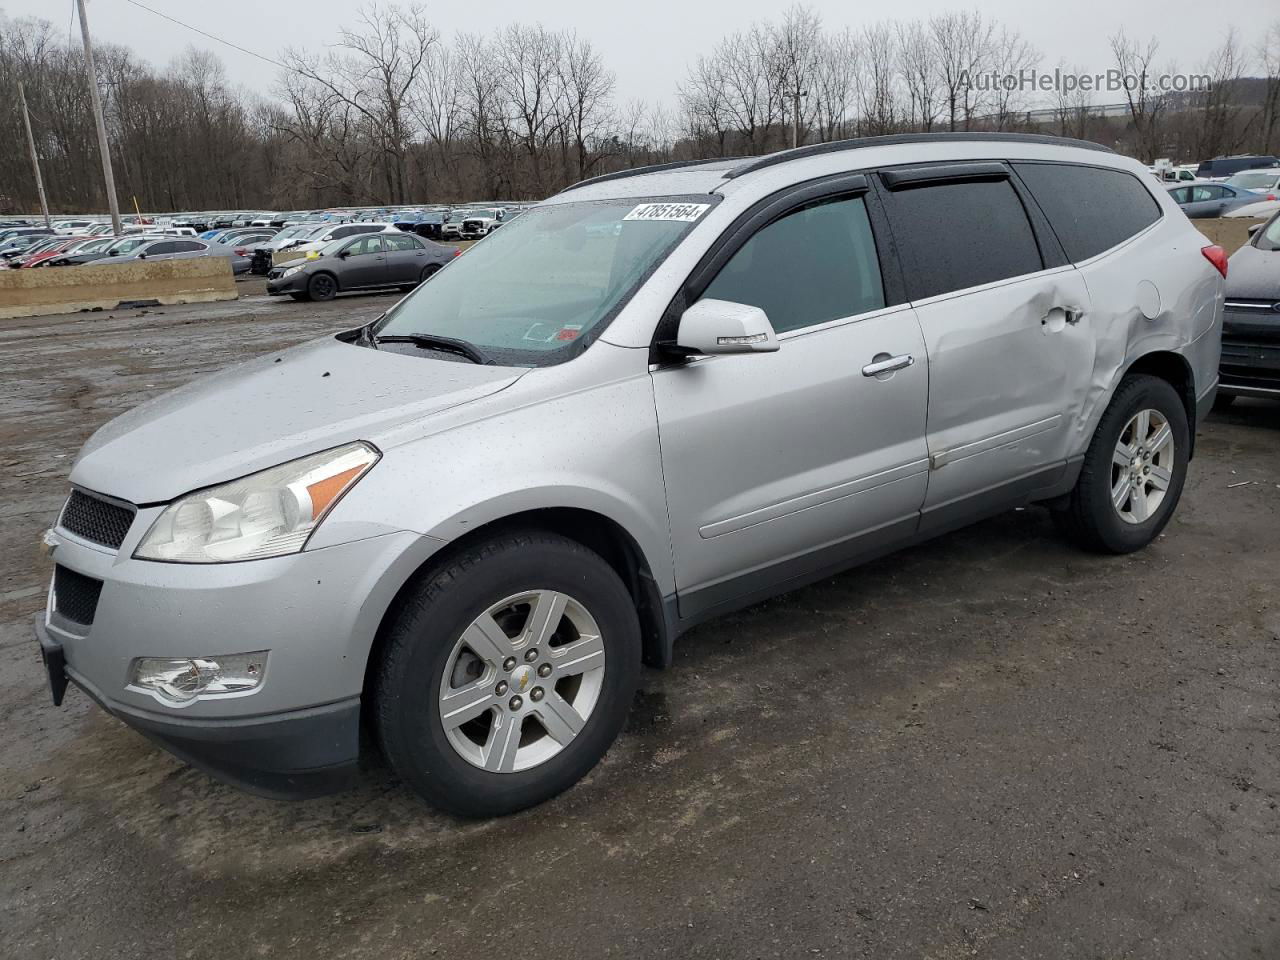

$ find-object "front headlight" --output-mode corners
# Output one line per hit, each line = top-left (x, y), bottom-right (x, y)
(134, 442), (379, 563)
(281, 263), (305, 278)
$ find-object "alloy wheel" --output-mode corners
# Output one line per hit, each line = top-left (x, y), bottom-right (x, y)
(1110, 408), (1175, 524)
(437, 590), (606, 773)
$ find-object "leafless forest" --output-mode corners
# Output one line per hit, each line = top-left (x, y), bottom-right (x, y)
(1, 3), (1279, 213)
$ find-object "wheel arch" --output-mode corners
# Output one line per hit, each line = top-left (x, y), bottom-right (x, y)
(362, 506), (674, 714)
(1120, 350), (1198, 457)
(309, 268), (340, 292)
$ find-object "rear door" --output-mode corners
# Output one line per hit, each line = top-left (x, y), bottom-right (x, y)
(652, 178), (931, 620)
(384, 233), (429, 282)
(875, 163), (1093, 523)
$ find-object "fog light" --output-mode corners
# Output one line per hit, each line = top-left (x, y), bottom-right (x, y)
(130, 652), (267, 705)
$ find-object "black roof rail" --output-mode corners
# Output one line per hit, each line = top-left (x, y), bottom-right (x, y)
(724, 132), (1113, 180)
(559, 156), (746, 194)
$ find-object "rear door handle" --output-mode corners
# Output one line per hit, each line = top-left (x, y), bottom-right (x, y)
(862, 353), (915, 377)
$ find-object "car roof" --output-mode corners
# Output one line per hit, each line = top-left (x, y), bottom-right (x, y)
(550, 133), (1124, 205)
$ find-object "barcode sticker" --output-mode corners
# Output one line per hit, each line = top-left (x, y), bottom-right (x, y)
(623, 203), (711, 223)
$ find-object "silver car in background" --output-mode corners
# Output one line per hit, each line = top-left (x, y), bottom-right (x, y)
(36, 133), (1223, 817)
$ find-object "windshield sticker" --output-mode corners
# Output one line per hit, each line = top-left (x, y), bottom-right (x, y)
(623, 202), (711, 223)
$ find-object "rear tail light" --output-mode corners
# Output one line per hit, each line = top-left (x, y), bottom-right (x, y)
(234, 247), (248, 256)
(452, 248), (461, 257)
(1201, 244), (1228, 278)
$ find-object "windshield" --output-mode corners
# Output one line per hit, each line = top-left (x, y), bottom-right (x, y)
(1228, 172), (1277, 189)
(373, 196), (715, 365)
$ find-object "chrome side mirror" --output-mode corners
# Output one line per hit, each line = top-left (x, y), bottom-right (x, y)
(675, 299), (779, 356)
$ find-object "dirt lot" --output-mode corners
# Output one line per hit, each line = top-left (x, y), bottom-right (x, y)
(2, 288), (1279, 960)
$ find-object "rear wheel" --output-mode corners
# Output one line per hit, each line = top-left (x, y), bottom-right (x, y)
(1053, 374), (1189, 553)
(375, 531), (641, 817)
(307, 272), (337, 302)
(418, 264), (439, 285)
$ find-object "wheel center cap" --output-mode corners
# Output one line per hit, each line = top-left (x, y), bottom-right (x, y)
(510, 664), (534, 694)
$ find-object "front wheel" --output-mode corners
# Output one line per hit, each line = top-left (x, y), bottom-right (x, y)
(307, 272), (337, 302)
(1053, 374), (1189, 553)
(375, 531), (641, 817)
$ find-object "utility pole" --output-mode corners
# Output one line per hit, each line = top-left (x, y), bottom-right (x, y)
(17, 82), (52, 228)
(75, 0), (122, 235)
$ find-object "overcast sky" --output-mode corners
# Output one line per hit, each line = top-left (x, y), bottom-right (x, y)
(0, 0), (1252, 108)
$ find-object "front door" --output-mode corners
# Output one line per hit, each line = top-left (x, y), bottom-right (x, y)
(341, 234), (389, 287)
(652, 190), (931, 620)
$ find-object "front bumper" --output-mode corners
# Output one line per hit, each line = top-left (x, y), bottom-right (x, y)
(37, 614), (359, 798)
(37, 518), (439, 797)
(266, 269), (308, 295)
(1219, 302), (1280, 397)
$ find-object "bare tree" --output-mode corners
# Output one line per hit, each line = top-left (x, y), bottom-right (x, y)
(496, 23), (563, 195)
(1193, 29), (1247, 160)
(857, 22), (899, 136)
(558, 33), (615, 183)
(1109, 29), (1169, 162)
(282, 2), (436, 203)
(770, 4), (823, 148)
(1051, 60), (1096, 140)
(986, 27), (1038, 130)
(1256, 22), (1280, 156)
(897, 19), (940, 131)
(810, 28), (857, 142)
(931, 10), (995, 131)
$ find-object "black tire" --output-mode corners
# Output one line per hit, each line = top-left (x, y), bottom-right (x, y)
(1054, 374), (1189, 554)
(307, 272), (337, 301)
(1212, 392), (1235, 412)
(375, 531), (641, 817)
(418, 264), (439, 285)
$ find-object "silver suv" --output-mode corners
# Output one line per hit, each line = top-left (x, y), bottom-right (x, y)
(36, 134), (1224, 816)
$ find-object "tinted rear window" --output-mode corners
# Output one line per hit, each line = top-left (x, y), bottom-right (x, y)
(1014, 162), (1161, 263)
(884, 178), (1042, 301)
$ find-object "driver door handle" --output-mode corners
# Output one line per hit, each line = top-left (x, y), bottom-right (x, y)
(862, 354), (915, 377)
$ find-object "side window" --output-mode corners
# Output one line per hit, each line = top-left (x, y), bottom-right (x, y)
(146, 241), (177, 255)
(386, 234), (419, 251)
(172, 241), (203, 252)
(1169, 187), (1190, 204)
(700, 195), (885, 334)
(884, 178), (1042, 301)
(346, 235), (385, 256)
(1014, 162), (1162, 263)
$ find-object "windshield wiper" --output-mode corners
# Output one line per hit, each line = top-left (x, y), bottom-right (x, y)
(374, 333), (493, 365)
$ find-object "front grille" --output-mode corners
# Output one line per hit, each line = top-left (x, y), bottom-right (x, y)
(60, 489), (135, 549)
(54, 565), (103, 627)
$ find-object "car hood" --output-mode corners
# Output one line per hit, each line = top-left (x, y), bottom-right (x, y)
(1225, 243), (1280, 299)
(71, 337), (528, 504)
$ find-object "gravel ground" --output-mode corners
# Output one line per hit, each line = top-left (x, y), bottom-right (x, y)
(1, 288), (1278, 960)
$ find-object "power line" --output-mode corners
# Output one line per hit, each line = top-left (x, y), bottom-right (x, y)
(120, 0), (288, 69)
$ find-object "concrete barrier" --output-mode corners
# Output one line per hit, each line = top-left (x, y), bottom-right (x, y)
(272, 249), (307, 269)
(1196, 217), (1265, 255)
(0, 256), (237, 320)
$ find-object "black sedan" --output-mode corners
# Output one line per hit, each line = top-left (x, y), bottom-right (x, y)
(1219, 211), (1280, 406)
(266, 231), (458, 301)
